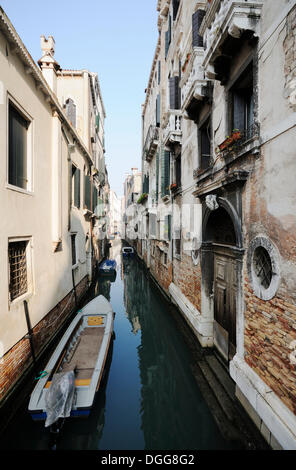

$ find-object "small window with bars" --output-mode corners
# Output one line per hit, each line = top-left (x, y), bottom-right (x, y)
(8, 240), (28, 301)
(71, 234), (77, 267)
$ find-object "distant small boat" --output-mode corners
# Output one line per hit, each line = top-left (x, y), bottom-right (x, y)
(28, 295), (114, 424)
(122, 247), (134, 258)
(99, 259), (117, 275)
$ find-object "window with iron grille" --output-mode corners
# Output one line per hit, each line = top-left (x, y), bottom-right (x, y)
(8, 240), (28, 301)
(253, 247), (272, 289)
(71, 234), (77, 266)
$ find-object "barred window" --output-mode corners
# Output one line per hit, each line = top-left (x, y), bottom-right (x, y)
(71, 234), (77, 266)
(9, 241), (28, 301)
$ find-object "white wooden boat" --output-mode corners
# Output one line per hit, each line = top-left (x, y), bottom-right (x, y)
(28, 295), (114, 422)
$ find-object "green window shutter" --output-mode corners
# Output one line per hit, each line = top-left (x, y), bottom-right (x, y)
(96, 113), (100, 130)
(164, 214), (171, 241)
(156, 152), (159, 202)
(92, 184), (98, 213)
(74, 167), (81, 208)
(156, 94), (161, 127)
(84, 174), (91, 210)
(161, 147), (170, 197)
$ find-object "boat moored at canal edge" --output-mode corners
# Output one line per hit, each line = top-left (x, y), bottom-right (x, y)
(99, 259), (117, 275)
(122, 247), (134, 258)
(28, 295), (114, 421)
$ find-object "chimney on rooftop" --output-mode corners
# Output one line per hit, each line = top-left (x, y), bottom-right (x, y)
(38, 35), (60, 95)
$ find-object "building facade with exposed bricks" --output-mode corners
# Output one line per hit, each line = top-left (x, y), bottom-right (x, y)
(125, 0), (296, 449)
(0, 7), (109, 418)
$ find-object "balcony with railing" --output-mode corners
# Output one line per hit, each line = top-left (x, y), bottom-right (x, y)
(163, 110), (182, 147)
(143, 125), (159, 162)
(200, 0), (263, 78)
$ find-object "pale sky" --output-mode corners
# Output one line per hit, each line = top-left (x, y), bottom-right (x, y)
(0, 0), (159, 197)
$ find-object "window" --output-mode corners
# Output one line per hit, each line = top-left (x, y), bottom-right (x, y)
(72, 165), (81, 208)
(150, 213), (157, 238)
(174, 228), (181, 257)
(253, 247), (272, 290)
(230, 64), (254, 140)
(164, 214), (172, 241)
(172, 0), (180, 20)
(192, 10), (205, 47)
(199, 116), (211, 170)
(8, 240), (28, 301)
(156, 94), (161, 127)
(161, 149), (170, 197)
(8, 102), (30, 190)
(169, 76), (181, 110)
(84, 174), (91, 211)
(71, 234), (77, 266)
(175, 155), (181, 188)
(247, 236), (281, 301)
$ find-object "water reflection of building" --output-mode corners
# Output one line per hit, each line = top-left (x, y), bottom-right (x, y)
(123, 258), (223, 449)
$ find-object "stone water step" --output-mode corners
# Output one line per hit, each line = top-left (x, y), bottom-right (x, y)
(198, 360), (236, 423)
(204, 354), (236, 401)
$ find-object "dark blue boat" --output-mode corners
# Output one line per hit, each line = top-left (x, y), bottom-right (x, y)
(122, 247), (134, 258)
(99, 259), (117, 275)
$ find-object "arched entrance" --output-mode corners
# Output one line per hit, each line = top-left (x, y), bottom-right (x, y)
(202, 200), (243, 363)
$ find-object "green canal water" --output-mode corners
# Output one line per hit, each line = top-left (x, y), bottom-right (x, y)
(0, 241), (242, 451)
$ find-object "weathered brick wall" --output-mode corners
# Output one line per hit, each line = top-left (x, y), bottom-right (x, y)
(0, 276), (88, 404)
(244, 273), (296, 415)
(242, 146), (296, 415)
(150, 241), (172, 293)
(173, 254), (202, 312)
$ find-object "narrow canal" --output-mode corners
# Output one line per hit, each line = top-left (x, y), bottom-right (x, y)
(0, 240), (266, 451)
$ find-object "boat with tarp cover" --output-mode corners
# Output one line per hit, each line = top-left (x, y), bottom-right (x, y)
(28, 295), (114, 425)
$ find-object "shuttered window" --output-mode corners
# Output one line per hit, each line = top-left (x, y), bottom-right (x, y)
(172, 0), (180, 20)
(72, 165), (81, 208)
(143, 174), (149, 194)
(96, 113), (100, 131)
(158, 60), (161, 84)
(92, 184), (98, 214)
(192, 9), (205, 47)
(84, 174), (91, 211)
(161, 148), (170, 197)
(9, 103), (29, 190)
(150, 213), (157, 237)
(199, 117), (211, 170)
(164, 214), (172, 241)
(65, 98), (76, 128)
(169, 76), (181, 110)
(156, 94), (161, 127)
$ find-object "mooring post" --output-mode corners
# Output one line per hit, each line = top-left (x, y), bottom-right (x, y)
(23, 300), (37, 367)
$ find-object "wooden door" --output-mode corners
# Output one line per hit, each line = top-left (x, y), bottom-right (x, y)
(213, 253), (237, 362)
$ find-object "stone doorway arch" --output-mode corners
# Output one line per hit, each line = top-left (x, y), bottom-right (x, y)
(201, 197), (244, 363)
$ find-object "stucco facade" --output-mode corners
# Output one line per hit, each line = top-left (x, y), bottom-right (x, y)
(0, 8), (108, 411)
